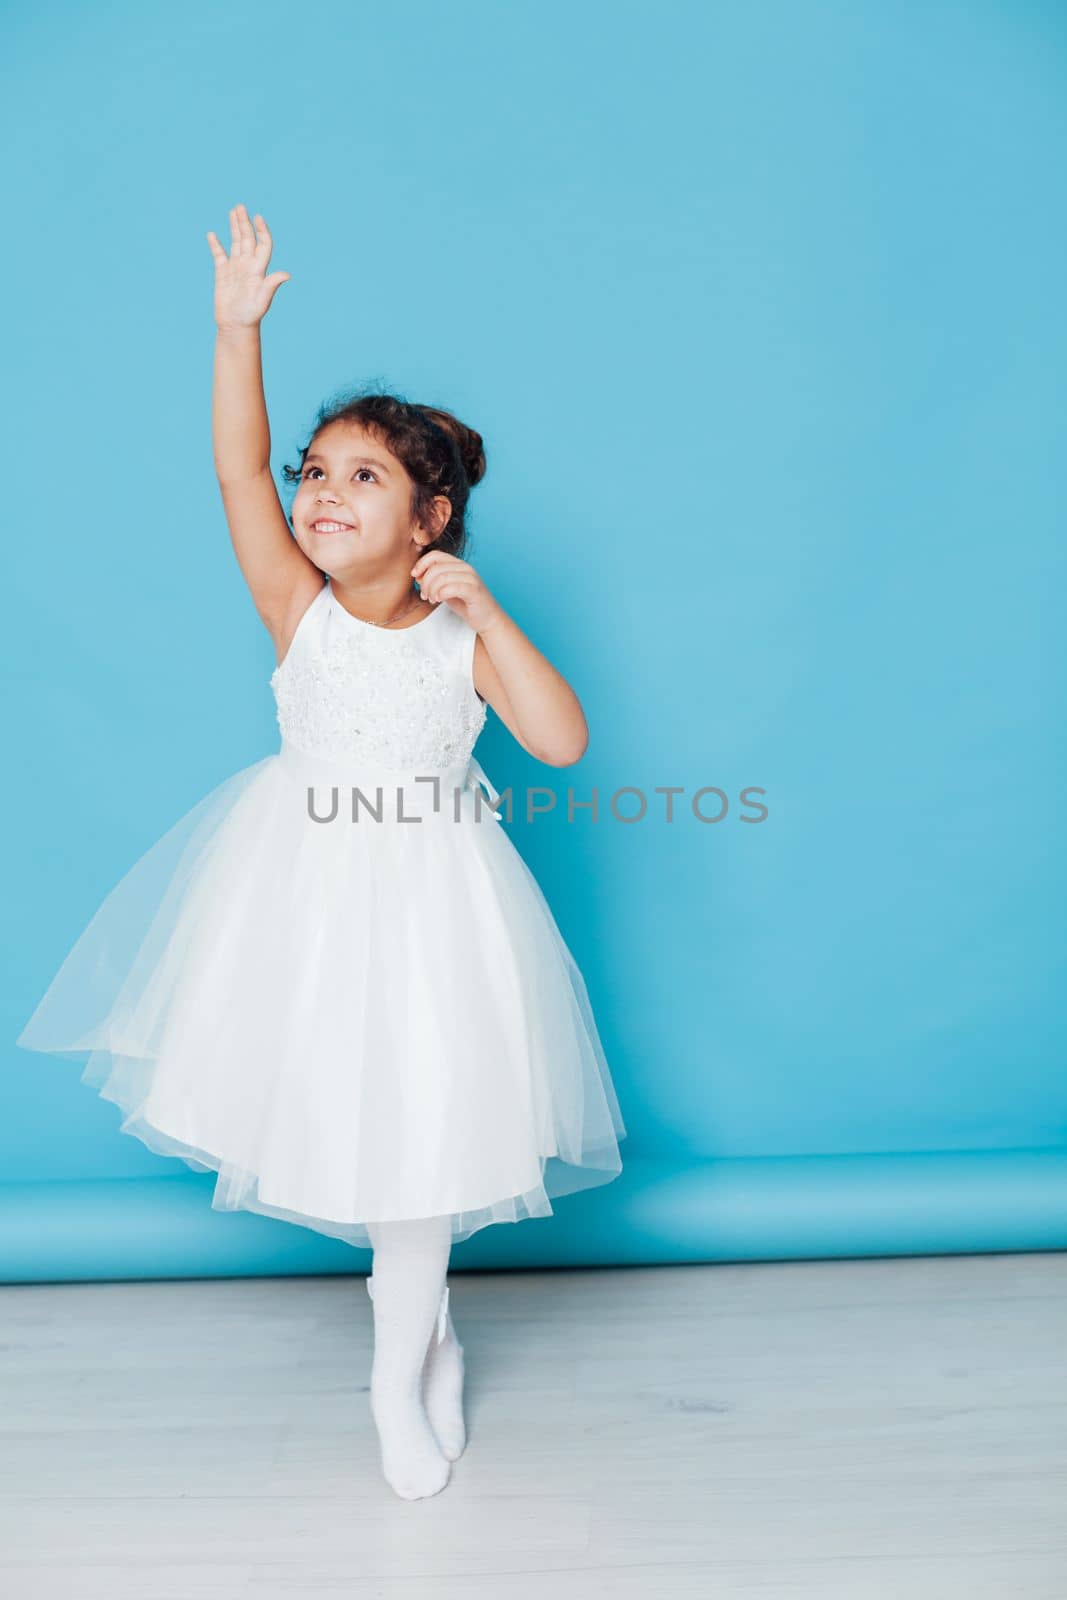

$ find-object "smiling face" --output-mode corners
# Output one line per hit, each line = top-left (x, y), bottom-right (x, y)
(290, 420), (449, 580)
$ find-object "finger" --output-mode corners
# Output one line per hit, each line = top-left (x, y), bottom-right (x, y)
(416, 563), (466, 595)
(412, 551), (466, 576)
(422, 573), (476, 602)
(419, 569), (463, 601)
(205, 231), (228, 264)
(237, 203), (255, 255)
(424, 569), (475, 589)
(422, 574), (474, 601)
(228, 206), (239, 255)
(254, 213), (273, 260)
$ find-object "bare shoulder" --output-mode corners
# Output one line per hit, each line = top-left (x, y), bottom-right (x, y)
(216, 468), (325, 658)
(268, 572), (328, 669)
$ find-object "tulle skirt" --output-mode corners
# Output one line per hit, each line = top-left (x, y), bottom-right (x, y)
(16, 739), (626, 1248)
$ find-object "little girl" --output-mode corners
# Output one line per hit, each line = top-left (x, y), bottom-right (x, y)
(16, 202), (626, 1501)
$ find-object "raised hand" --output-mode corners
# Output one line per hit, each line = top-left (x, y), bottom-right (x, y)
(205, 204), (291, 331)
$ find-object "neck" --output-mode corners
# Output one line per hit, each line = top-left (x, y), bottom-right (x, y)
(329, 575), (427, 624)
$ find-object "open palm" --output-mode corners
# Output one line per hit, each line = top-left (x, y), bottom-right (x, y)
(206, 203), (291, 329)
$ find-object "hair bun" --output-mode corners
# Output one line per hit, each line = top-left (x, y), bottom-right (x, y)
(418, 406), (486, 488)
(457, 430), (486, 488)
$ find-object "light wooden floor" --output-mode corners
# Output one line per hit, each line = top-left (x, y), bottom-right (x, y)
(1, 1252), (1065, 1598)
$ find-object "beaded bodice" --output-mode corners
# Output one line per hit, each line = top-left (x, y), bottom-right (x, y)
(269, 581), (487, 770)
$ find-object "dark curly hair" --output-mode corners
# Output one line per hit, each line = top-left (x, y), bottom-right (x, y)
(280, 382), (486, 560)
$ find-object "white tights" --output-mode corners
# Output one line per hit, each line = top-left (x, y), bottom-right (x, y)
(365, 1215), (465, 1500)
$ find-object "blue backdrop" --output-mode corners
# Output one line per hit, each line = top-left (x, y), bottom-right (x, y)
(3, 0), (1065, 1279)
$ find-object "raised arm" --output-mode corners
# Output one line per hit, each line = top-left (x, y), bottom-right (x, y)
(206, 205), (322, 640)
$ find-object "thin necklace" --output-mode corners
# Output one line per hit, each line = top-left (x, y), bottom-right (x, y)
(337, 582), (427, 629)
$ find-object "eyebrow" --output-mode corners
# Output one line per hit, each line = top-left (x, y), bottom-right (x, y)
(303, 452), (392, 476)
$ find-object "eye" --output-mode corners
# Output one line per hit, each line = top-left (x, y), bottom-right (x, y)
(301, 466), (377, 482)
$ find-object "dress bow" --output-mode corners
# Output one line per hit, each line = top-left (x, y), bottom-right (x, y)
(465, 756), (503, 820)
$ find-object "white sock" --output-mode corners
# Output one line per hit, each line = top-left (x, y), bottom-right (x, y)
(365, 1216), (453, 1500)
(422, 1297), (467, 1461)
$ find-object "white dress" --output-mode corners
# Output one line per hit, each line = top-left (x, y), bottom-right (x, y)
(16, 579), (627, 1247)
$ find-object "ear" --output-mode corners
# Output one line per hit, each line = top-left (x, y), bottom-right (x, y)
(431, 494), (453, 538)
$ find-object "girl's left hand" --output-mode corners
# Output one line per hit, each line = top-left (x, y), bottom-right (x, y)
(411, 552), (505, 634)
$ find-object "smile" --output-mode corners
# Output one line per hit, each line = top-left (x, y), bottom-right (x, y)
(311, 520), (356, 533)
